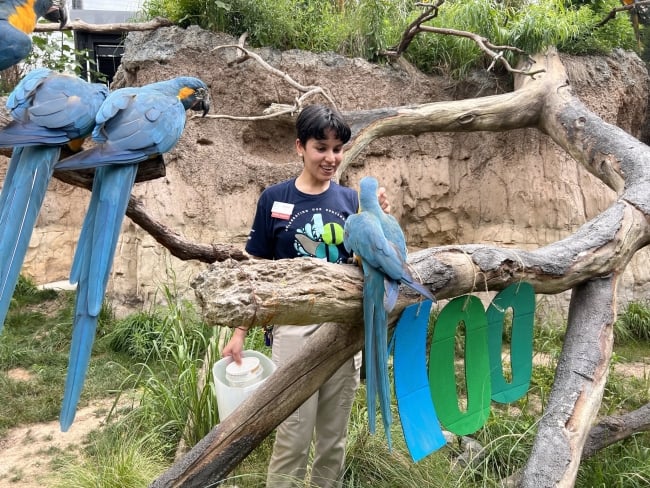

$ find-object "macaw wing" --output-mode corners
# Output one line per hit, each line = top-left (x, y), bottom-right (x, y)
(56, 89), (185, 170)
(379, 212), (407, 260)
(27, 77), (107, 136)
(6, 68), (52, 120)
(344, 212), (406, 279)
(93, 88), (138, 130)
(346, 211), (435, 303)
(0, 121), (69, 147)
(2, 71), (108, 147)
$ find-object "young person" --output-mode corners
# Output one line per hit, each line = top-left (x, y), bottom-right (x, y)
(222, 104), (389, 488)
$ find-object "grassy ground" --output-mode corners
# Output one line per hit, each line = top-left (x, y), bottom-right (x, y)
(1, 278), (649, 487)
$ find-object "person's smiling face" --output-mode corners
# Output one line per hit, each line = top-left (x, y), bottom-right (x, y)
(297, 129), (344, 186)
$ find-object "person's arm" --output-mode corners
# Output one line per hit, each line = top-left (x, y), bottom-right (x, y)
(221, 252), (266, 364)
(222, 326), (248, 364)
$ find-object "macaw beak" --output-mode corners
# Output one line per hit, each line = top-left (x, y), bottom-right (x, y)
(191, 89), (211, 117)
(44, 1), (68, 27)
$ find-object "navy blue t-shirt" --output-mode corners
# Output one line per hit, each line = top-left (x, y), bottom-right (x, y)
(245, 178), (359, 264)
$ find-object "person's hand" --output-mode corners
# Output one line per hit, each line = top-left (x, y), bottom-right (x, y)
(222, 327), (247, 364)
(377, 186), (391, 214)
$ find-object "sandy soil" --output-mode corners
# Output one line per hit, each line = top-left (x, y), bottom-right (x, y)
(0, 397), (122, 487)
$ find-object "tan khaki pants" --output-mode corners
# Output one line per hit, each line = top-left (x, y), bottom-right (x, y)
(267, 324), (361, 488)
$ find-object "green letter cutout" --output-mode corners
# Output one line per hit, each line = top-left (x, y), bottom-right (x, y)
(487, 282), (535, 403)
(429, 295), (490, 435)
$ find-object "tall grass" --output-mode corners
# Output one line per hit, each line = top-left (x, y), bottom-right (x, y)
(615, 299), (650, 343)
(0, 276), (131, 436)
(109, 285), (221, 452)
(16, 288), (648, 487)
(50, 424), (169, 488)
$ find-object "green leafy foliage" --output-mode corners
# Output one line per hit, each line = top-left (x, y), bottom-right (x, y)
(112, 286), (222, 452)
(139, 0), (639, 78)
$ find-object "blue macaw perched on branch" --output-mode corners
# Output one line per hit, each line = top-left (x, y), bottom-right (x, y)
(0, 0), (67, 71)
(0, 67), (107, 333)
(344, 176), (435, 446)
(55, 77), (210, 431)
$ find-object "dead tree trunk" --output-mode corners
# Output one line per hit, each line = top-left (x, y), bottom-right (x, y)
(151, 48), (650, 487)
(521, 276), (617, 487)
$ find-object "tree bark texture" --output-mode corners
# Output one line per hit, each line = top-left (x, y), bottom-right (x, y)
(151, 48), (649, 487)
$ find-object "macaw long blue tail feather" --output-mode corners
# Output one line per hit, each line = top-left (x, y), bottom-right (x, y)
(60, 164), (139, 431)
(0, 147), (23, 213)
(88, 165), (137, 315)
(0, 146), (59, 333)
(364, 268), (378, 436)
(400, 275), (436, 303)
(60, 304), (97, 432)
(364, 266), (392, 447)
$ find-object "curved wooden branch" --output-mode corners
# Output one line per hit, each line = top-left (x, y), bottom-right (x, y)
(582, 402), (650, 458)
(52, 165), (247, 264)
(202, 44), (337, 120)
(595, 1), (650, 28)
(34, 17), (173, 33)
(191, 198), (649, 329)
(381, 0), (540, 76)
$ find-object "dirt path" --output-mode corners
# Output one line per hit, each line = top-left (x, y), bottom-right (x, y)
(0, 398), (120, 487)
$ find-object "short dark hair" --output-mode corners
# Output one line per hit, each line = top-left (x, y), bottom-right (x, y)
(296, 104), (351, 146)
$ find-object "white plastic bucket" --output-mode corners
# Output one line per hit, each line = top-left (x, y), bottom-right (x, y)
(213, 349), (276, 420)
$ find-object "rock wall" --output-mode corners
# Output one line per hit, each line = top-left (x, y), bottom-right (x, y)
(3, 26), (649, 316)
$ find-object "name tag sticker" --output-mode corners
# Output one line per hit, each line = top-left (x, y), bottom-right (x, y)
(271, 201), (294, 220)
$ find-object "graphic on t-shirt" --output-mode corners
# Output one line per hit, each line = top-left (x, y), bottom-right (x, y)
(294, 213), (346, 263)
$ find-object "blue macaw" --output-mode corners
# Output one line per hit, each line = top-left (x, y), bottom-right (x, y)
(344, 176), (435, 446)
(0, 67), (107, 333)
(0, 0), (67, 71)
(55, 76), (210, 431)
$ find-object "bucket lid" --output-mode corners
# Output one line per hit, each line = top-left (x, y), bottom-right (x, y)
(226, 356), (262, 377)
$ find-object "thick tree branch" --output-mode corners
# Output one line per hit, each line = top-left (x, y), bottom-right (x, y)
(191, 199), (649, 329)
(150, 321), (364, 487)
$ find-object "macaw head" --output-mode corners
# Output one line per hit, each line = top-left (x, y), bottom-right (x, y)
(174, 77), (211, 116)
(39, 0), (68, 27)
(359, 176), (380, 211)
